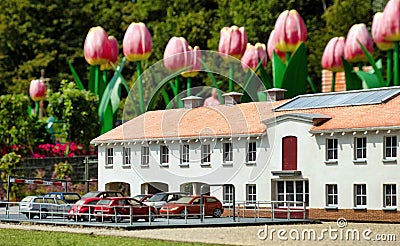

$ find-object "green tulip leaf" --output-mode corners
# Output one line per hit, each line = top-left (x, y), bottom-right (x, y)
(342, 57), (362, 90)
(100, 103), (114, 134)
(67, 60), (84, 91)
(272, 52), (286, 88)
(356, 70), (382, 89)
(281, 43), (308, 98)
(358, 41), (385, 87)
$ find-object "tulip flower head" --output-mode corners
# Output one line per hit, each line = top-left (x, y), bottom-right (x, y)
(29, 79), (46, 101)
(344, 23), (374, 63)
(123, 22), (153, 62)
(274, 10), (307, 52)
(163, 37), (190, 72)
(241, 43), (267, 71)
(372, 12), (394, 51)
(267, 30), (286, 62)
(182, 46), (202, 78)
(84, 26), (111, 66)
(382, 0), (400, 41)
(218, 26), (248, 59)
(321, 37), (345, 72)
(101, 36), (119, 70)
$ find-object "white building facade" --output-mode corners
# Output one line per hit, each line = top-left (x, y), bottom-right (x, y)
(92, 87), (400, 222)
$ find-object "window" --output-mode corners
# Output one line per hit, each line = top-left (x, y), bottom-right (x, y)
(160, 145), (169, 164)
(180, 144), (189, 164)
(223, 142), (233, 163)
(385, 136), (397, 159)
(223, 185), (234, 204)
(355, 137), (367, 160)
(354, 184), (367, 207)
(201, 144), (211, 164)
(246, 184), (257, 204)
(277, 180), (309, 207)
(141, 146), (149, 165)
(384, 184), (396, 208)
(246, 142), (257, 163)
(326, 139), (338, 161)
(106, 148), (113, 165)
(326, 184), (338, 206)
(123, 147), (131, 165)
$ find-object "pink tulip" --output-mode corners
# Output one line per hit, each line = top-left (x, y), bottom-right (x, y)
(182, 46), (202, 78)
(101, 36), (119, 70)
(383, 0), (400, 41)
(163, 37), (190, 71)
(83, 26), (110, 65)
(218, 26), (248, 59)
(344, 23), (374, 63)
(241, 43), (267, 71)
(267, 30), (286, 62)
(274, 10), (307, 52)
(372, 12), (394, 51)
(321, 37), (345, 72)
(123, 22), (153, 61)
(29, 79), (46, 101)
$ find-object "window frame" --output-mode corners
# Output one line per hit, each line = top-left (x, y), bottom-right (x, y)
(326, 138), (338, 161)
(384, 184), (397, 208)
(384, 136), (397, 159)
(160, 145), (169, 165)
(201, 144), (211, 164)
(180, 144), (190, 164)
(246, 184), (257, 204)
(106, 148), (114, 165)
(246, 141), (257, 163)
(354, 137), (367, 160)
(141, 146), (150, 166)
(123, 147), (131, 166)
(223, 142), (233, 163)
(326, 184), (338, 207)
(276, 180), (309, 207)
(223, 185), (234, 205)
(354, 184), (367, 208)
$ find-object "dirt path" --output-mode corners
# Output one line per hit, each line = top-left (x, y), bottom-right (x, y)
(1, 221), (399, 245)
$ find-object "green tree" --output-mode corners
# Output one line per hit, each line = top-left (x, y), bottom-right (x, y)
(47, 81), (99, 147)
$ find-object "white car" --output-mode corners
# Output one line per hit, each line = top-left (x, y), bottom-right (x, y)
(143, 192), (188, 209)
(19, 196), (71, 219)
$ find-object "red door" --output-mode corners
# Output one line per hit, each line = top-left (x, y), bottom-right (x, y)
(282, 136), (297, 170)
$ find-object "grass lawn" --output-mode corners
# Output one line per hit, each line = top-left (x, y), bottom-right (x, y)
(0, 228), (215, 246)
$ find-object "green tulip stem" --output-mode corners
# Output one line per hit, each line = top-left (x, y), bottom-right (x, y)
(387, 50), (393, 86)
(357, 62), (363, 72)
(229, 62), (234, 92)
(137, 61), (144, 114)
(331, 72), (336, 92)
(285, 52), (291, 64)
(187, 77), (191, 97)
(35, 101), (39, 117)
(394, 41), (399, 86)
(94, 65), (99, 96)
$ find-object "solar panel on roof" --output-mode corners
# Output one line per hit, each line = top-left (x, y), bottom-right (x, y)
(274, 87), (400, 111)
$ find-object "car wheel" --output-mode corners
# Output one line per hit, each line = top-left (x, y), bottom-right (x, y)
(212, 208), (222, 218)
(82, 215), (89, 222)
(40, 209), (48, 219)
(180, 209), (188, 218)
(145, 211), (156, 222)
(95, 217), (102, 222)
(111, 212), (122, 223)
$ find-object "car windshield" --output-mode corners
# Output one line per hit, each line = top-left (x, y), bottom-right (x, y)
(75, 200), (86, 205)
(147, 193), (167, 202)
(175, 197), (193, 204)
(82, 192), (99, 198)
(21, 196), (34, 203)
(97, 199), (112, 205)
(133, 195), (145, 200)
(64, 194), (80, 200)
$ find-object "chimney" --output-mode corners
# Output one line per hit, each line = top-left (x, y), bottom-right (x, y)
(265, 88), (287, 102)
(222, 92), (243, 106)
(181, 96), (203, 109)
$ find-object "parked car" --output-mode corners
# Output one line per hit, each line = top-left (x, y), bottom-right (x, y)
(44, 192), (81, 204)
(143, 192), (188, 209)
(67, 197), (101, 221)
(159, 195), (224, 218)
(19, 196), (72, 219)
(81, 190), (124, 199)
(93, 197), (157, 223)
(132, 194), (153, 203)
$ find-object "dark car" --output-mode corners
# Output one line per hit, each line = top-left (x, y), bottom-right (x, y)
(93, 197), (157, 223)
(19, 196), (72, 219)
(44, 192), (81, 204)
(81, 190), (124, 199)
(67, 197), (101, 221)
(159, 195), (224, 218)
(132, 194), (153, 203)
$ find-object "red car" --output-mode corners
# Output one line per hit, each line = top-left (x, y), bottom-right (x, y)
(67, 197), (101, 221)
(132, 194), (153, 203)
(93, 197), (157, 223)
(159, 195), (224, 218)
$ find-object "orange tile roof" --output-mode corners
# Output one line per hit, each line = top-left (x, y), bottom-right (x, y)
(91, 91), (400, 143)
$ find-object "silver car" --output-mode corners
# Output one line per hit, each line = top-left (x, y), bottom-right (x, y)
(19, 196), (71, 219)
